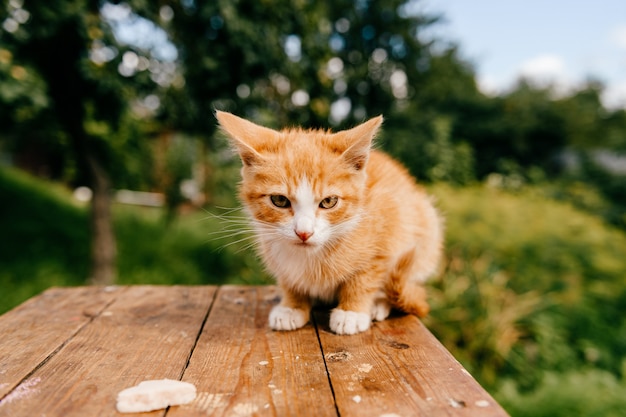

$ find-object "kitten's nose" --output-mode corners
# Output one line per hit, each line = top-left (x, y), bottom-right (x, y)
(294, 215), (315, 242)
(295, 230), (314, 242)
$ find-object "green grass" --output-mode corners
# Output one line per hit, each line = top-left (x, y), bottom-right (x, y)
(496, 369), (626, 417)
(114, 205), (269, 287)
(0, 168), (90, 313)
(0, 167), (269, 315)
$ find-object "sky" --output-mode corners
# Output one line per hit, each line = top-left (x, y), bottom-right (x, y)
(420, 0), (626, 109)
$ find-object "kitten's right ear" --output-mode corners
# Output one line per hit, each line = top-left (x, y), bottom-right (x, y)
(339, 115), (383, 171)
(216, 111), (276, 166)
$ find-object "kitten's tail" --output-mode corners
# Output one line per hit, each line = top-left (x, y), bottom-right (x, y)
(386, 249), (430, 317)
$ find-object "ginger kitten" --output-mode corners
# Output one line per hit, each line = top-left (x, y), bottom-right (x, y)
(216, 111), (443, 335)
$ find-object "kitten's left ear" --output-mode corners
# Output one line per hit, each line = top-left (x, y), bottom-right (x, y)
(339, 115), (383, 170)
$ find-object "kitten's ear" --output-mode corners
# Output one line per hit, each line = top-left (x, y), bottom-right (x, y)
(338, 115), (383, 171)
(215, 111), (277, 166)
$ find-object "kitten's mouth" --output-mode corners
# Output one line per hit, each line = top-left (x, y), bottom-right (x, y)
(294, 240), (316, 248)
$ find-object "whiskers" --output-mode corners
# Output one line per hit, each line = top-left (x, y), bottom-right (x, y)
(202, 205), (363, 256)
(201, 207), (256, 253)
(202, 207), (283, 253)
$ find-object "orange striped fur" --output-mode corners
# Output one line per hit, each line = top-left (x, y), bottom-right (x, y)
(216, 111), (443, 335)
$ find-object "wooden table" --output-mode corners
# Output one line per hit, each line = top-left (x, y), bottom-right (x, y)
(0, 285), (509, 416)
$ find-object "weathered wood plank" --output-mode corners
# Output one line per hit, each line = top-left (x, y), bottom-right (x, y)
(0, 286), (122, 399)
(315, 311), (510, 417)
(173, 286), (337, 417)
(1, 286), (511, 417)
(0, 285), (216, 417)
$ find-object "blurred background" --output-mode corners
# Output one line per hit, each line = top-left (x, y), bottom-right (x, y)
(1, 1), (625, 415)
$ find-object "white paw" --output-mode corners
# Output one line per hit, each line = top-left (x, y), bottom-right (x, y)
(371, 298), (392, 322)
(329, 309), (371, 335)
(269, 305), (308, 331)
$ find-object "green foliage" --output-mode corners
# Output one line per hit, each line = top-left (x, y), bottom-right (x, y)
(0, 49), (48, 125)
(428, 184), (626, 395)
(0, 167), (90, 312)
(114, 206), (269, 287)
(162, 135), (196, 218)
(577, 154), (626, 228)
(496, 369), (626, 417)
(452, 82), (568, 179)
(0, 167), (269, 314)
(426, 251), (548, 386)
(383, 115), (476, 184)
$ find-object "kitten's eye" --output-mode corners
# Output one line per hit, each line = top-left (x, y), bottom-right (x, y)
(319, 196), (338, 209)
(270, 195), (291, 208)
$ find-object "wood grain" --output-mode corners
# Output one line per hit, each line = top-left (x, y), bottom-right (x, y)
(173, 286), (338, 417)
(0, 286), (510, 417)
(0, 286), (122, 399)
(0, 285), (216, 417)
(315, 310), (510, 417)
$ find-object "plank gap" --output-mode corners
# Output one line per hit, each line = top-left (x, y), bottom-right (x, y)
(312, 310), (341, 417)
(178, 287), (220, 381)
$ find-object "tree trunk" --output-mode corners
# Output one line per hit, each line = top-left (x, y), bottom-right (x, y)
(87, 154), (117, 285)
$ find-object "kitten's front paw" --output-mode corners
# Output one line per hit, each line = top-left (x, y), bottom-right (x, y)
(269, 305), (309, 331)
(329, 309), (371, 335)
(371, 298), (392, 322)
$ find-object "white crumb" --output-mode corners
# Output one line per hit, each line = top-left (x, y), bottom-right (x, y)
(357, 363), (373, 373)
(259, 361), (269, 366)
(116, 379), (196, 413)
(352, 395), (362, 403)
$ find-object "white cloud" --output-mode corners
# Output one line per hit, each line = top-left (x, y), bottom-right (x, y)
(611, 25), (626, 49)
(515, 54), (578, 96)
(476, 74), (506, 96)
(603, 80), (626, 109)
(519, 54), (566, 80)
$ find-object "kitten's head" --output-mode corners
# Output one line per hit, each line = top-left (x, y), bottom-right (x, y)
(216, 111), (382, 250)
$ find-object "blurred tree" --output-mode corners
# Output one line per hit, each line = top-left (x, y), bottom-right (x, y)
(384, 46), (482, 183)
(123, 0), (450, 128)
(555, 81), (609, 150)
(119, 0), (314, 208)
(0, 3), (54, 175)
(0, 0), (163, 284)
(553, 83), (626, 227)
(124, 0), (477, 186)
(276, 0), (439, 128)
(122, 0), (297, 139)
(1, 0), (123, 284)
(457, 80), (568, 179)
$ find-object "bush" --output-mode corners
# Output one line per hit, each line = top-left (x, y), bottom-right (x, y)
(427, 183), (626, 403)
(496, 369), (626, 417)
